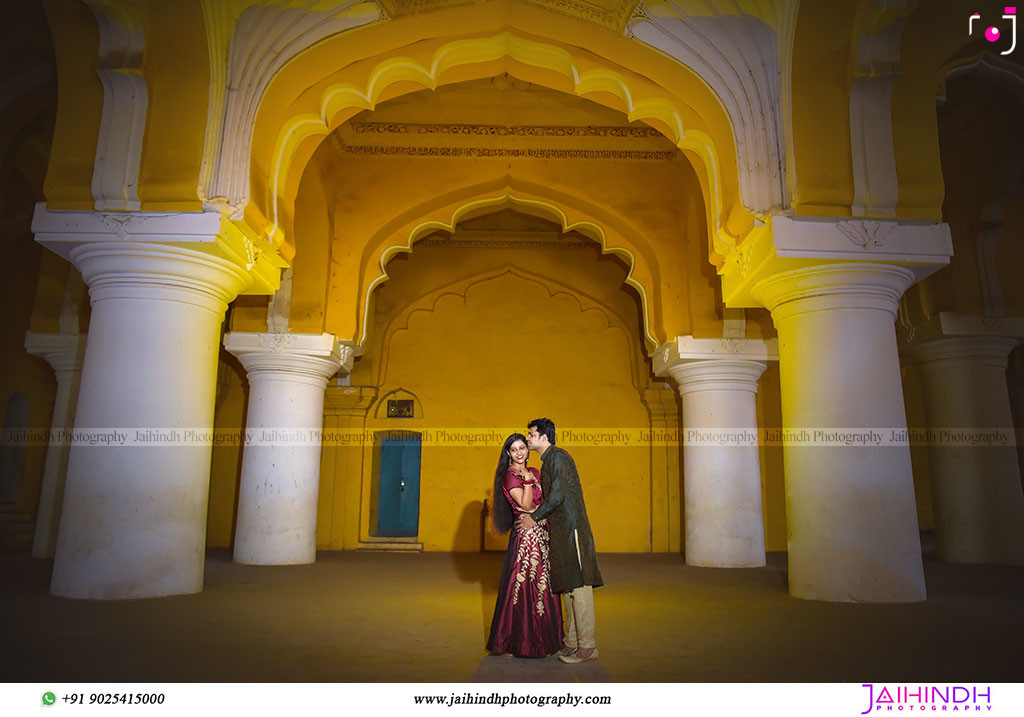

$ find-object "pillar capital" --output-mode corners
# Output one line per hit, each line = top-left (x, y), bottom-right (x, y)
(905, 335), (1020, 372)
(665, 360), (768, 395)
(224, 332), (354, 387)
(653, 336), (775, 395)
(899, 312), (1024, 369)
(751, 262), (916, 321)
(31, 203), (283, 301)
(720, 215), (951, 307)
(24, 331), (87, 380)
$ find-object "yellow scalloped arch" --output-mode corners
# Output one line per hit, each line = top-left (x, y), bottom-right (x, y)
(265, 32), (741, 263)
(357, 191), (660, 353)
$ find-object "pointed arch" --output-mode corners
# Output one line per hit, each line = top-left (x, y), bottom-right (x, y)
(323, 180), (670, 353)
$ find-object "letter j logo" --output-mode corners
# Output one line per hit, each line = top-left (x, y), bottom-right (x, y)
(970, 8), (1018, 55)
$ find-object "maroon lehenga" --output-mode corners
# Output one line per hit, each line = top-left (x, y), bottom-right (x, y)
(486, 466), (563, 657)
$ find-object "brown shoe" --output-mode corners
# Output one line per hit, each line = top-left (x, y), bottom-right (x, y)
(558, 647), (598, 664)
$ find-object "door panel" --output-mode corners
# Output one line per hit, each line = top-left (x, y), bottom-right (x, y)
(376, 433), (421, 537)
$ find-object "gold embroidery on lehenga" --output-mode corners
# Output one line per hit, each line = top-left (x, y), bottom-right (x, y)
(510, 518), (552, 617)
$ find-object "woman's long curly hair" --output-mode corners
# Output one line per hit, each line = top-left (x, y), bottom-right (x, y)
(491, 432), (528, 534)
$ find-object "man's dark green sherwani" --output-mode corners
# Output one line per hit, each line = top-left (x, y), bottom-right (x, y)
(529, 445), (603, 594)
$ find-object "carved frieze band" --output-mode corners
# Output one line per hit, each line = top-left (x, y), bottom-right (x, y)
(418, 237), (593, 250)
(352, 122), (663, 138)
(377, 0), (640, 31)
(340, 146), (676, 160)
(517, 0), (639, 31)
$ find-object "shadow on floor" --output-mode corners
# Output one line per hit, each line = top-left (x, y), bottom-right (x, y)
(472, 655), (610, 682)
(2, 550), (1022, 682)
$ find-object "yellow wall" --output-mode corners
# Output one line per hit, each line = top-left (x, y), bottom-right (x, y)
(756, 364), (786, 552)
(40, 0), (101, 210)
(206, 350), (247, 548)
(311, 138), (707, 346)
(342, 242), (653, 552)
(134, 0), (208, 210)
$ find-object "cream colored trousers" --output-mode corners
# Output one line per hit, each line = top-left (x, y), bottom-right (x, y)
(562, 584), (596, 649)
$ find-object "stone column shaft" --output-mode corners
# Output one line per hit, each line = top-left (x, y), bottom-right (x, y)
(655, 337), (776, 568)
(672, 360), (768, 568)
(53, 244), (250, 598)
(225, 332), (352, 565)
(753, 263), (926, 602)
(908, 335), (1024, 564)
(32, 206), (271, 599)
(24, 332), (86, 559)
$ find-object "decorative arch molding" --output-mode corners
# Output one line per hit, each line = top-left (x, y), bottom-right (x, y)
(83, 0), (148, 211)
(849, 11), (914, 219)
(375, 266), (647, 393)
(260, 30), (745, 265)
(198, 0), (383, 214)
(351, 185), (664, 353)
(942, 53), (1024, 107)
(196, 0), (800, 248)
(627, 0), (789, 213)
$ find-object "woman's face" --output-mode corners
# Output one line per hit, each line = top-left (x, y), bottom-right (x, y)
(507, 439), (528, 465)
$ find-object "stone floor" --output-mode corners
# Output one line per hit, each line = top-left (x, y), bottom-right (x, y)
(2, 549), (1022, 683)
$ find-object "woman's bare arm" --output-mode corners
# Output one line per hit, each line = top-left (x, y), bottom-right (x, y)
(507, 468), (537, 511)
(507, 484), (535, 511)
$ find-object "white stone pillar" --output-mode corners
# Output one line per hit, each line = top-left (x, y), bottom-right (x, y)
(24, 332), (86, 559)
(906, 335), (1024, 564)
(752, 263), (926, 602)
(225, 332), (353, 565)
(32, 206), (278, 599)
(1010, 372), (1024, 490)
(655, 337), (775, 568)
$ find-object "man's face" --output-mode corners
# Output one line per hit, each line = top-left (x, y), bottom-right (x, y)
(526, 426), (544, 451)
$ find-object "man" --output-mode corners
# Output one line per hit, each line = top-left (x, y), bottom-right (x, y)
(517, 417), (603, 663)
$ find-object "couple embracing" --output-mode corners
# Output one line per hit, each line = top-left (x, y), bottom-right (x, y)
(486, 418), (602, 663)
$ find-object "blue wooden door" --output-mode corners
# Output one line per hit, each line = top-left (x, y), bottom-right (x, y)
(376, 433), (421, 537)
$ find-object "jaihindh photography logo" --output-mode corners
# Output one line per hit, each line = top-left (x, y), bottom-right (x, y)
(860, 684), (993, 713)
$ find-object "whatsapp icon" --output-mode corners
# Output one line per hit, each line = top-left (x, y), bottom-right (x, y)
(42, 692), (56, 706)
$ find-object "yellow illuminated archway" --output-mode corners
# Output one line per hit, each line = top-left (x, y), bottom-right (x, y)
(248, 22), (753, 269)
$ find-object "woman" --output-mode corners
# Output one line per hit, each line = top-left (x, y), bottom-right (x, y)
(486, 432), (562, 657)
